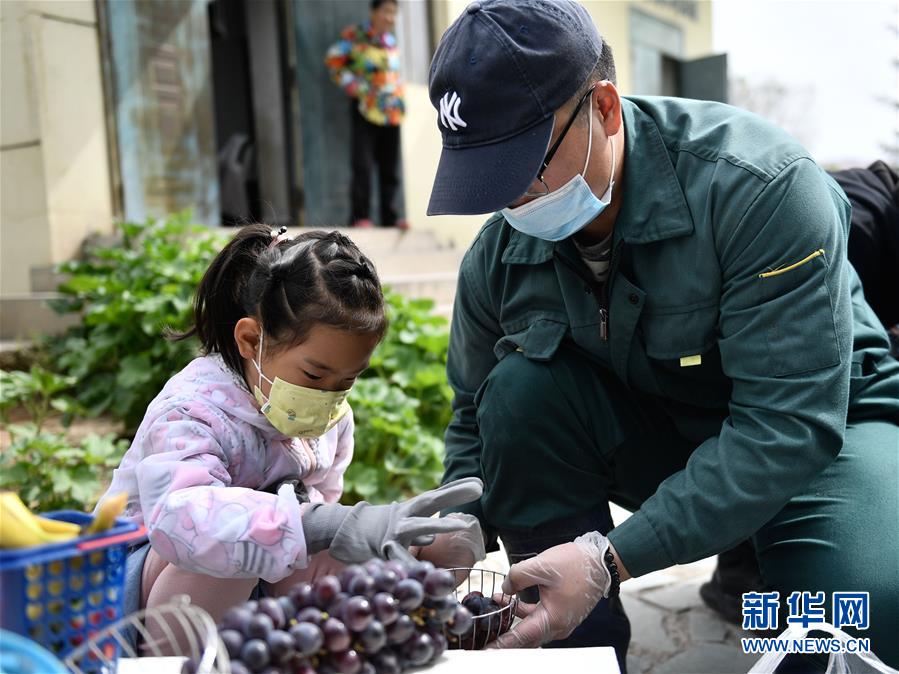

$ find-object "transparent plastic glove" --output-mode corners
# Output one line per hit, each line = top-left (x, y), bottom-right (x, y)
(302, 477), (483, 565)
(490, 531), (611, 648)
(413, 513), (486, 584)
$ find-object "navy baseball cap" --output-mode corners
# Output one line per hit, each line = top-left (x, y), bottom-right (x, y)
(427, 0), (604, 216)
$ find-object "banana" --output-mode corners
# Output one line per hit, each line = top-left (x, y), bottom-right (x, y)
(0, 491), (78, 548)
(83, 491), (127, 535)
(36, 515), (81, 536)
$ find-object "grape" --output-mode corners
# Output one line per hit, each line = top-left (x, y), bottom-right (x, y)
(220, 606), (253, 634)
(406, 560), (435, 583)
(363, 559), (384, 576)
(357, 620), (387, 653)
(296, 606), (326, 626)
(371, 592), (399, 626)
(372, 569), (398, 593)
(394, 579), (424, 612)
(371, 651), (401, 674)
(461, 591), (489, 616)
(425, 595), (456, 623)
(402, 631), (435, 666)
(258, 597), (286, 629)
(446, 604), (473, 635)
(359, 662), (377, 674)
(289, 621), (324, 656)
(314, 576), (342, 608)
(219, 628), (244, 659)
(266, 628), (295, 664)
(180, 659), (197, 674)
(429, 629), (448, 659)
(244, 600), (259, 612)
(290, 582), (315, 609)
(240, 638), (270, 670)
(383, 561), (407, 581)
(328, 592), (350, 619)
(423, 568), (455, 599)
(322, 617), (352, 652)
(385, 614), (415, 645)
(330, 648), (362, 674)
(228, 662), (251, 674)
(247, 613), (275, 639)
(342, 595), (373, 632)
(277, 595), (297, 618)
(347, 574), (377, 598)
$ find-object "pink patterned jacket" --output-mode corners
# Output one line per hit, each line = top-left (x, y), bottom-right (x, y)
(95, 353), (354, 582)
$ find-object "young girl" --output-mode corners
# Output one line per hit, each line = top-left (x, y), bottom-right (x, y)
(95, 225), (481, 632)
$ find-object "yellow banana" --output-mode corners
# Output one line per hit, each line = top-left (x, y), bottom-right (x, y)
(84, 492), (127, 535)
(36, 515), (81, 536)
(0, 492), (78, 548)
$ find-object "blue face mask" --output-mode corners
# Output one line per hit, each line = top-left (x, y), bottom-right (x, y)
(502, 111), (615, 242)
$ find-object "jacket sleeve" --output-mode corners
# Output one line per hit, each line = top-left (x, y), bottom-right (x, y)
(306, 411), (355, 504)
(442, 252), (504, 532)
(324, 30), (369, 98)
(134, 410), (308, 582)
(608, 158), (854, 577)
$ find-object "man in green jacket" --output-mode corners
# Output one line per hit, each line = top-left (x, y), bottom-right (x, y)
(424, 1), (899, 669)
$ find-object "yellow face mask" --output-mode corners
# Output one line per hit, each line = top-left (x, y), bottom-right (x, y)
(252, 330), (351, 438)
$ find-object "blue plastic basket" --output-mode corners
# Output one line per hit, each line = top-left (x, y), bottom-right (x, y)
(0, 511), (146, 670)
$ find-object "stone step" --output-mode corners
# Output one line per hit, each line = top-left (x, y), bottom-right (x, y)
(0, 293), (81, 341)
(294, 227), (453, 256)
(369, 250), (464, 277)
(381, 271), (458, 317)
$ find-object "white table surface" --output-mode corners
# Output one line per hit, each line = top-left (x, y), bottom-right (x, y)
(117, 647), (621, 674)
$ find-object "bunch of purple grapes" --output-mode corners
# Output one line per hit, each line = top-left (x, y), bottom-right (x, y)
(192, 559), (474, 674)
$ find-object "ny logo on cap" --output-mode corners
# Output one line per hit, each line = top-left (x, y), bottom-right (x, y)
(439, 91), (468, 131)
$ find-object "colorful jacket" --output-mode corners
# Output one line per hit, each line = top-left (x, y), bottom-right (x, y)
(325, 21), (405, 127)
(95, 354), (354, 583)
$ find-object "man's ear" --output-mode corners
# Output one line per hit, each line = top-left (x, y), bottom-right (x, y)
(235, 317), (262, 361)
(593, 80), (622, 137)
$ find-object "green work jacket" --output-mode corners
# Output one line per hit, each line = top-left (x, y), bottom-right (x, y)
(444, 95), (898, 577)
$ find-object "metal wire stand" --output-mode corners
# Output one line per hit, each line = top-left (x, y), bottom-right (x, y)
(63, 595), (230, 674)
(445, 568), (518, 650)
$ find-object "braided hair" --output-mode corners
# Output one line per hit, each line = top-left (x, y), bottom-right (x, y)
(171, 224), (387, 376)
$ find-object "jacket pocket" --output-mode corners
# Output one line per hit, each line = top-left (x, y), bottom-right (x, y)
(494, 319), (568, 362)
(642, 303), (719, 361)
(757, 250), (840, 376)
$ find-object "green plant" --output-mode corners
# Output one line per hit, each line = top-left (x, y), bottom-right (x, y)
(48, 212), (227, 431)
(342, 293), (452, 504)
(1, 367), (128, 512)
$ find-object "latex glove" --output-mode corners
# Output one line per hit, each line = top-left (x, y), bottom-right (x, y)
(302, 478), (483, 565)
(413, 513), (486, 584)
(490, 531), (611, 648)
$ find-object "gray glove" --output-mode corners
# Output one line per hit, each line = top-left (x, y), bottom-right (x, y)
(302, 477), (483, 564)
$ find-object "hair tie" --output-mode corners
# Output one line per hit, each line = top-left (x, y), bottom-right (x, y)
(268, 226), (291, 249)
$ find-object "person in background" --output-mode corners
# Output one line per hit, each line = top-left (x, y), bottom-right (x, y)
(325, 0), (409, 230)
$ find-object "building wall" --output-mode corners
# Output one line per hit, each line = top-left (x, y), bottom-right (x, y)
(0, 0), (113, 295)
(401, 0), (714, 249)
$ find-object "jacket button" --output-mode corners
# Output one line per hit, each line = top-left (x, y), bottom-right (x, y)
(628, 293), (639, 305)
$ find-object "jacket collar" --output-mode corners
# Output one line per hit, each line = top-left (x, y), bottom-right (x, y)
(501, 97), (694, 266)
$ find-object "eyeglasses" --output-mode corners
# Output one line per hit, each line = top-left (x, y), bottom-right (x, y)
(523, 84), (597, 198)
